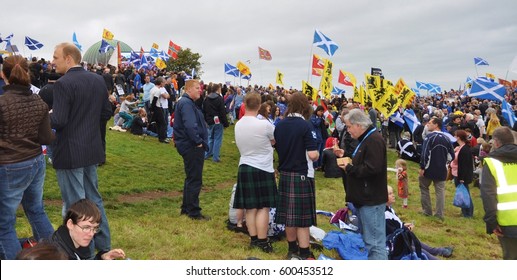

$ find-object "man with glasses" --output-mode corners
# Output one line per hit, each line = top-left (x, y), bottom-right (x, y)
(419, 117), (455, 220)
(49, 199), (125, 260)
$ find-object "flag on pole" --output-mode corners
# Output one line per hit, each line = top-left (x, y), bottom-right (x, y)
(139, 47), (144, 58)
(155, 57), (167, 70)
(236, 61), (251, 76)
(130, 51), (141, 67)
(513, 80), (517, 88)
(375, 86), (400, 118)
(469, 78), (506, 102)
(416, 81), (429, 90)
(72, 32), (82, 51)
(1, 33), (13, 44)
(99, 39), (114, 53)
(337, 70), (356, 87)
(502, 100), (516, 128)
(149, 48), (159, 58)
(474, 57), (489, 66)
(313, 29), (339, 56)
(389, 111), (405, 128)
(319, 59), (333, 99)
(224, 63), (240, 77)
(102, 28), (114, 40)
(168, 41), (181, 59)
(107, 42), (120, 69)
(403, 109), (421, 133)
(151, 43), (159, 50)
(302, 80), (318, 101)
(332, 86), (346, 95)
(499, 78), (511, 87)
(427, 83), (441, 94)
(486, 73), (496, 82)
(242, 74), (252, 80)
(312, 54), (325, 76)
(276, 70), (284, 85)
(315, 95), (335, 134)
(24, 36), (44, 50)
(394, 78), (408, 94)
(138, 55), (149, 70)
(258, 47), (272, 61)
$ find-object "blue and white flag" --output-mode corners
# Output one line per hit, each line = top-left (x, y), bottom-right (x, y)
(474, 57), (489, 66)
(130, 51), (141, 67)
(427, 83), (441, 94)
(72, 32), (82, 51)
(502, 100), (516, 128)
(24, 36), (44, 50)
(158, 50), (170, 62)
(313, 29), (339, 57)
(224, 63), (240, 77)
(242, 73), (252, 80)
(469, 78), (506, 102)
(403, 109), (420, 133)
(138, 54), (148, 70)
(99, 39), (114, 53)
(149, 48), (159, 58)
(331, 86), (346, 95)
(416, 81), (429, 90)
(389, 111), (405, 128)
(411, 87), (420, 96)
(0, 33), (13, 44)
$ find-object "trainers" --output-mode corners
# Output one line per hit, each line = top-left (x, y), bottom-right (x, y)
(299, 252), (316, 260)
(250, 239), (273, 253)
(287, 251), (302, 260)
(442, 247), (454, 258)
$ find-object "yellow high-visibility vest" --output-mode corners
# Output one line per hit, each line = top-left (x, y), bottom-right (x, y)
(484, 158), (517, 226)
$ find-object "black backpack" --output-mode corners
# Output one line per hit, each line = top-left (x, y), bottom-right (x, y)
(386, 228), (428, 260)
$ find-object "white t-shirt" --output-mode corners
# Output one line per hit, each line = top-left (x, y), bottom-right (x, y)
(150, 86), (162, 108)
(159, 87), (169, 109)
(235, 116), (275, 173)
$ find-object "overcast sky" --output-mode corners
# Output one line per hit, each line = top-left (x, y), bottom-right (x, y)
(3, 0), (517, 95)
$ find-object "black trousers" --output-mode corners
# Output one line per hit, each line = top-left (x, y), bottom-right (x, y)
(181, 146), (205, 217)
(152, 107), (166, 141)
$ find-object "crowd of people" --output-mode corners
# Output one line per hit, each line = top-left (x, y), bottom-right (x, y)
(1, 43), (517, 260)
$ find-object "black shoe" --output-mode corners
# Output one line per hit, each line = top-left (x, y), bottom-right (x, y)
(189, 214), (211, 221)
(442, 247), (454, 258)
(250, 239), (273, 253)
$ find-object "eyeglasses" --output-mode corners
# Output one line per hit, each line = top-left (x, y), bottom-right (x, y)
(75, 224), (101, 234)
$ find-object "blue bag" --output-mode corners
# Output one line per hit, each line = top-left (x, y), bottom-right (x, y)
(453, 183), (471, 208)
(322, 230), (368, 260)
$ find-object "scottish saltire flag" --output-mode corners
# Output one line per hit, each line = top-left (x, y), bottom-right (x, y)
(242, 73), (252, 80)
(403, 109), (420, 133)
(1, 33), (13, 44)
(149, 48), (159, 58)
(502, 100), (516, 128)
(411, 87), (420, 96)
(130, 51), (141, 67)
(138, 54), (148, 70)
(389, 111), (405, 128)
(331, 86), (346, 95)
(224, 63), (240, 77)
(416, 81), (429, 90)
(99, 39), (114, 53)
(158, 50), (170, 61)
(427, 83), (441, 94)
(313, 29), (339, 56)
(24, 36), (44, 50)
(72, 32), (82, 51)
(474, 57), (489, 66)
(469, 78), (506, 102)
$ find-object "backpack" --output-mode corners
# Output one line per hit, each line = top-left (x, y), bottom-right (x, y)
(386, 228), (428, 260)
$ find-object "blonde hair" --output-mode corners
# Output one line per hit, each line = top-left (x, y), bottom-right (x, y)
(395, 158), (407, 170)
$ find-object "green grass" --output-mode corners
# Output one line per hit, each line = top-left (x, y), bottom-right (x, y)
(15, 123), (501, 259)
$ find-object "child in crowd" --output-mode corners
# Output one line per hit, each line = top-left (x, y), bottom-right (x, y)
(395, 159), (409, 208)
(130, 108), (158, 137)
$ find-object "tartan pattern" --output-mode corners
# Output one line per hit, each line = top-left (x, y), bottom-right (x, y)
(275, 171), (317, 227)
(233, 164), (277, 209)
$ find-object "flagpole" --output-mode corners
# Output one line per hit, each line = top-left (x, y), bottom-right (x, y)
(308, 43), (314, 85)
(505, 70), (509, 81)
(475, 64), (479, 77)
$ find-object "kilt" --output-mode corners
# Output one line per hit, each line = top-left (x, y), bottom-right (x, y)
(233, 164), (277, 209)
(275, 171), (317, 227)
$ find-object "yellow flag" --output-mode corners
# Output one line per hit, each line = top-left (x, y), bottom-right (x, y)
(375, 86), (401, 118)
(486, 72), (496, 80)
(362, 85), (370, 106)
(236, 61), (251, 76)
(302, 80), (317, 101)
(394, 78), (408, 95)
(364, 74), (381, 89)
(102, 28), (114, 40)
(319, 59), (333, 99)
(268, 83), (274, 90)
(398, 86), (416, 109)
(353, 86), (360, 103)
(155, 58), (167, 70)
(151, 43), (159, 50)
(276, 70), (284, 85)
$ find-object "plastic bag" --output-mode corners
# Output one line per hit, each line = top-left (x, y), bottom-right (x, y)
(322, 230), (368, 260)
(453, 183), (471, 208)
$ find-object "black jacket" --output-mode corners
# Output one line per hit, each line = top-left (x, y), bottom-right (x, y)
(343, 126), (388, 207)
(50, 226), (105, 260)
(202, 92), (229, 127)
(456, 144), (474, 184)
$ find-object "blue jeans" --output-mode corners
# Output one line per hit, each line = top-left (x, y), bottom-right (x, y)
(56, 165), (111, 252)
(181, 146), (205, 217)
(0, 154), (54, 260)
(205, 123), (223, 162)
(356, 203), (388, 260)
